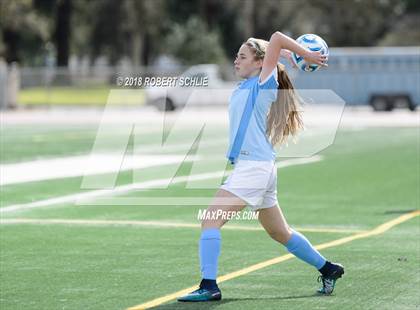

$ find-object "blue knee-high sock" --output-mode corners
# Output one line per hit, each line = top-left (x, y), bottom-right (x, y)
(286, 229), (326, 270)
(199, 228), (221, 280)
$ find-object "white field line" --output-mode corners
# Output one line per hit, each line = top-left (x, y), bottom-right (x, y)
(1, 126), (342, 186)
(0, 154), (191, 186)
(1, 120), (346, 187)
(0, 138), (227, 186)
(0, 156), (323, 213)
(0, 218), (364, 234)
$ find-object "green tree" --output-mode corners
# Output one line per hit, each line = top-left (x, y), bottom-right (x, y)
(54, 0), (72, 66)
(33, 0), (73, 66)
(292, 0), (408, 46)
(165, 16), (226, 65)
(0, 0), (49, 64)
(81, 0), (166, 66)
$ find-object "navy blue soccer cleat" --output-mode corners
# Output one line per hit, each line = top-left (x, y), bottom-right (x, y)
(177, 286), (222, 302)
(317, 262), (345, 295)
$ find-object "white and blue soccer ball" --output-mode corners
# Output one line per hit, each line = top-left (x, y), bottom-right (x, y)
(292, 34), (329, 72)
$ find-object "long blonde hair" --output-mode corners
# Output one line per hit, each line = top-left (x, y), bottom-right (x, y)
(245, 38), (304, 146)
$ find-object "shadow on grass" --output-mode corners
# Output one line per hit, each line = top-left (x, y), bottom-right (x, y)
(150, 293), (323, 309)
(383, 209), (416, 214)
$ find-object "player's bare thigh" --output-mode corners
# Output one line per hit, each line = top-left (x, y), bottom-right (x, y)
(258, 204), (292, 244)
(201, 189), (247, 229)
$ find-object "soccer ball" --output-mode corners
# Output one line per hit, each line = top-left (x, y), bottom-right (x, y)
(292, 34), (329, 72)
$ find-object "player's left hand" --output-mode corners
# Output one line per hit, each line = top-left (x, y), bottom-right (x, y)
(280, 49), (297, 68)
(304, 50), (328, 67)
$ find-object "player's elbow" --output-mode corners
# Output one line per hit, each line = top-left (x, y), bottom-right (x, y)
(270, 31), (284, 42)
(269, 32), (283, 49)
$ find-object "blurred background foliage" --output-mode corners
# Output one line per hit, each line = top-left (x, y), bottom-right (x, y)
(1, 0), (419, 67)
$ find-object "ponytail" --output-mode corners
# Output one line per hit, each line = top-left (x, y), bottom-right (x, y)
(266, 64), (304, 146)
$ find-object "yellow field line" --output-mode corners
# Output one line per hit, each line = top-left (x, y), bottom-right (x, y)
(0, 218), (364, 234)
(127, 210), (420, 310)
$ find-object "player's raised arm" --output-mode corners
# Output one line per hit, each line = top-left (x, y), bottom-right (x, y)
(260, 31), (327, 82)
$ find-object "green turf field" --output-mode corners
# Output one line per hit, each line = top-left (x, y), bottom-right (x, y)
(18, 86), (145, 106)
(0, 124), (419, 310)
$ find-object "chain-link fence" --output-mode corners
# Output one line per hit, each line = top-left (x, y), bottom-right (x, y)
(14, 64), (236, 107)
(1, 47), (419, 110)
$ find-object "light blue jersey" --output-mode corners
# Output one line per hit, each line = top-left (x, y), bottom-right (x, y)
(227, 69), (279, 162)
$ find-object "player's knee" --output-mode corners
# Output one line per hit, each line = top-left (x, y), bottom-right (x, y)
(201, 217), (225, 229)
(200, 206), (237, 229)
(201, 220), (224, 229)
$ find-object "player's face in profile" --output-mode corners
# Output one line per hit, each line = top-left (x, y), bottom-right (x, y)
(234, 44), (262, 78)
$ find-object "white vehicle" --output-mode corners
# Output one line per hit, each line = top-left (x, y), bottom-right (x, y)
(145, 64), (237, 111)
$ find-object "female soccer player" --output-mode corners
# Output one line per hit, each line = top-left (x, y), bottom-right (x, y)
(178, 31), (344, 302)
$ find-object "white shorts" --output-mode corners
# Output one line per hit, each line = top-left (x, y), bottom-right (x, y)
(221, 160), (278, 210)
